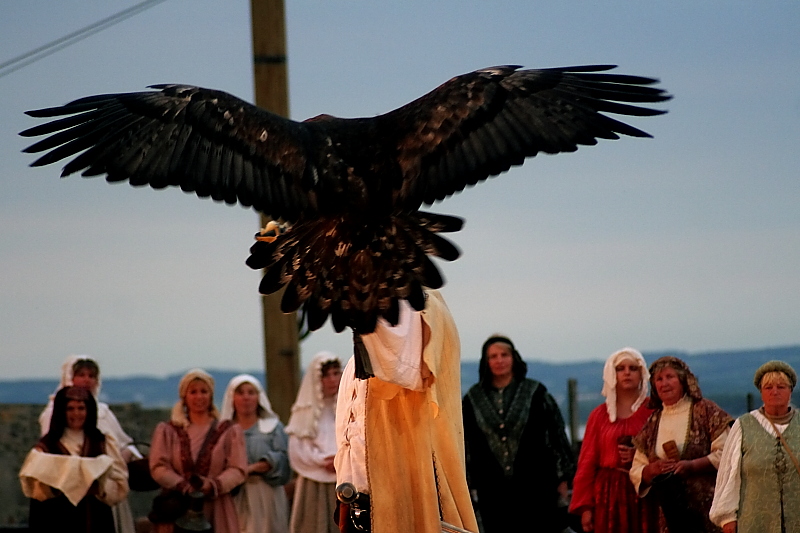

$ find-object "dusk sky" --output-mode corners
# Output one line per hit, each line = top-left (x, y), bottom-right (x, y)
(1, 1), (798, 380)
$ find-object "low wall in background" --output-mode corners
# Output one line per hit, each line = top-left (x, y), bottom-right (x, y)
(0, 403), (170, 527)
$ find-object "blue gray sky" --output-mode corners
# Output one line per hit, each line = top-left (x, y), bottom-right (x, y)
(1, 1), (798, 379)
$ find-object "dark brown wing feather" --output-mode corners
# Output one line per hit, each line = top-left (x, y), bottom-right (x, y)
(382, 65), (670, 210)
(21, 85), (314, 222)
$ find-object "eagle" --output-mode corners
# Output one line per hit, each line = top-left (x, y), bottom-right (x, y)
(21, 64), (670, 345)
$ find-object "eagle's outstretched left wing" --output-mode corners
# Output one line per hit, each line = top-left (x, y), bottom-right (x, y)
(381, 65), (670, 210)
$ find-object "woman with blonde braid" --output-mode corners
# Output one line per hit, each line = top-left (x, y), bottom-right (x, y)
(149, 369), (247, 533)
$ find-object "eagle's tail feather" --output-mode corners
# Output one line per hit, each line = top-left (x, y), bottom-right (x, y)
(246, 212), (463, 333)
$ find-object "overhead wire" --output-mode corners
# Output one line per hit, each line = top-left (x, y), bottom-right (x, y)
(0, 0), (170, 79)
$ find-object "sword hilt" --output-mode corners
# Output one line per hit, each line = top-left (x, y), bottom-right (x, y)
(335, 482), (359, 504)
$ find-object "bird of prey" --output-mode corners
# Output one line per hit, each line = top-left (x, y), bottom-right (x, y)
(21, 64), (670, 339)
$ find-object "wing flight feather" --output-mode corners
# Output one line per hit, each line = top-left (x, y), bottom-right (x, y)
(21, 85), (315, 222)
(385, 65), (670, 210)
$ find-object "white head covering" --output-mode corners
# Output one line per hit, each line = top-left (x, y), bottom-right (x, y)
(171, 368), (220, 428)
(220, 374), (280, 434)
(53, 354), (102, 399)
(40, 355), (141, 455)
(601, 347), (650, 422)
(285, 351), (341, 438)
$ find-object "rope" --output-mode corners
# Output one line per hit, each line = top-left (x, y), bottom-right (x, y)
(0, 0), (169, 79)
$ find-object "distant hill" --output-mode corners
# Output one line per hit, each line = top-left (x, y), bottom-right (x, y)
(3, 346), (799, 423)
(520, 346), (800, 422)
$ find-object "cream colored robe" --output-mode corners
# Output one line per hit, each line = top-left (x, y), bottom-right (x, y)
(361, 291), (478, 533)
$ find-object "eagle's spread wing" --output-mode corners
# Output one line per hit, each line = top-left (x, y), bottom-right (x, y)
(21, 65), (670, 335)
(383, 65), (670, 209)
(21, 85), (314, 222)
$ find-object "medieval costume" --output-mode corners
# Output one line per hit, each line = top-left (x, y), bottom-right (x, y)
(570, 348), (656, 533)
(631, 357), (732, 533)
(149, 369), (247, 533)
(462, 336), (575, 533)
(220, 374), (291, 533)
(21, 386), (129, 533)
(710, 361), (800, 533)
(286, 352), (342, 533)
(39, 355), (139, 533)
(335, 290), (479, 533)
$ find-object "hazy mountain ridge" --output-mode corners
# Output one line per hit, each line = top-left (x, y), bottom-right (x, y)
(4, 346), (799, 420)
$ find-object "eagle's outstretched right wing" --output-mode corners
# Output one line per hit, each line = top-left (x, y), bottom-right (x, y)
(21, 85), (316, 222)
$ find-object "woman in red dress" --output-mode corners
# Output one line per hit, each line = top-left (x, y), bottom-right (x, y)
(570, 348), (655, 533)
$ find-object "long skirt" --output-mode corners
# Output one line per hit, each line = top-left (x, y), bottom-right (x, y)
(30, 494), (114, 533)
(111, 500), (136, 533)
(289, 476), (338, 533)
(593, 468), (656, 533)
(234, 476), (289, 533)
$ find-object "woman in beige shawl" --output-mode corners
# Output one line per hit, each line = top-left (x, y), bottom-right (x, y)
(38, 355), (139, 533)
(21, 385), (129, 533)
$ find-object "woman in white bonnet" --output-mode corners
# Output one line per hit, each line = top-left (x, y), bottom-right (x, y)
(38, 355), (140, 533)
(285, 352), (342, 533)
(39, 355), (141, 459)
(220, 374), (291, 533)
(569, 347), (656, 533)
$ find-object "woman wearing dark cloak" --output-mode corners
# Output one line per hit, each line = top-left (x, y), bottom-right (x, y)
(462, 335), (575, 533)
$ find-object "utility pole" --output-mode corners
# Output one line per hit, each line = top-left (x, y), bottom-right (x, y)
(249, 0), (299, 422)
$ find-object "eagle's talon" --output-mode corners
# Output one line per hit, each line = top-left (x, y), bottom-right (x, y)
(256, 221), (287, 243)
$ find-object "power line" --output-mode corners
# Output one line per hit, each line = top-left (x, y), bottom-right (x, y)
(0, 0), (170, 79)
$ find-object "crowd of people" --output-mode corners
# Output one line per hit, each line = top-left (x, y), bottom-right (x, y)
(20, 352), (343, 533)
(18, 314), (799, 533)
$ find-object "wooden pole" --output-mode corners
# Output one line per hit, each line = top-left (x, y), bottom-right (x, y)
(249, 0), (299, 422)
(567, 378), (580, 455)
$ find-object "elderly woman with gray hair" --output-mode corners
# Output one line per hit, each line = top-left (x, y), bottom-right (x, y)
(630, 356), (732, 533)
(710, 360), (800, 533)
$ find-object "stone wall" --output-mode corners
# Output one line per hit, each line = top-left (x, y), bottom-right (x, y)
(0, 403), (170, 526)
